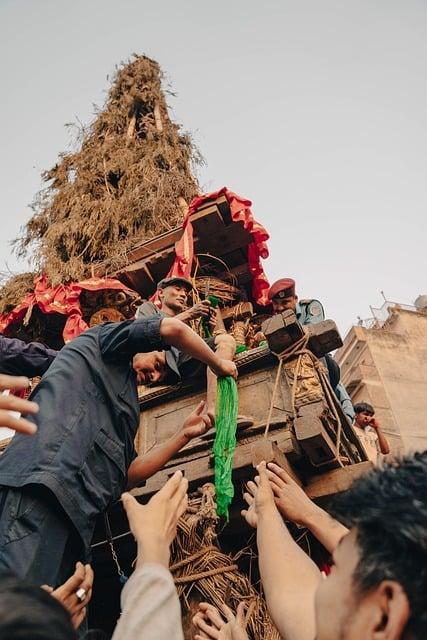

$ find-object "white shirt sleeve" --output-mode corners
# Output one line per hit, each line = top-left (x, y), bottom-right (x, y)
(112, 563), (184, 640)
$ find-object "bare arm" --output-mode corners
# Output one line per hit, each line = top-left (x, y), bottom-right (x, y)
(160, 317), (236, 378)
(127, 401), (213, 489)
(370, 419), (390, 455)
(266, 463), (348, 554)
(245, 464), (320, 640)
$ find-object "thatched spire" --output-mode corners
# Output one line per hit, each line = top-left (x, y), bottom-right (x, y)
(12, 54), (201, 285)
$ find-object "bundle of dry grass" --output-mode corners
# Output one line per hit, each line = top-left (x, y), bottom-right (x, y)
(0, 272), (37, 315)
(13, 54), (201, 285)
(171, 484), (280, 640)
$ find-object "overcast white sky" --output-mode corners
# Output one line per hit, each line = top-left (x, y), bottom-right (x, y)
(1, 0), (426, 335)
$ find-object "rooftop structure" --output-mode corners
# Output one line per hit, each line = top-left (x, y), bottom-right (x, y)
(335, 297), (427, 454)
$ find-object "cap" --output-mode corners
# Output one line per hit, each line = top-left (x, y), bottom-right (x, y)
(157, 276), (193, 292)
(268, 278), (296, 301)
(164, 347), (182, 383)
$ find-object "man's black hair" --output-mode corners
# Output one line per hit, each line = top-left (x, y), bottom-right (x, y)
(353, 401), (375, 415)
(0, 573), (75, 640)
(331, 451), (427, 640)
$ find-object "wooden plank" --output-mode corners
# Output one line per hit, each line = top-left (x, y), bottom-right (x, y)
(305, 461), (373, 499)
(132, 432), (296, 498)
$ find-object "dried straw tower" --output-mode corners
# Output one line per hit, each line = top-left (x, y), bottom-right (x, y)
(8, 54), (200, 292)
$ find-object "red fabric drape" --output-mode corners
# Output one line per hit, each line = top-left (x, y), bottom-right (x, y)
(168, 187), (270, 305)
(0, 275), (133, 343)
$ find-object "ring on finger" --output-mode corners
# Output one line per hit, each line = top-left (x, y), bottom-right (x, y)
(75, 587), (87, 603)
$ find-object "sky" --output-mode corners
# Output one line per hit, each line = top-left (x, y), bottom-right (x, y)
(1, 0), (426, 335)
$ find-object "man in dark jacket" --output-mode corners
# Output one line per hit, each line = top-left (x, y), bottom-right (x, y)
(0, 315), (236, 587)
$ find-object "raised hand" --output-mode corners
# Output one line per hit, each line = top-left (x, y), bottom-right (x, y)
(121, 470), (188, 568)
(181, 400), (214, 441)
(211, 358), (238, 380)
(265, 462), (318, 526)
(0, 374), (39, 435)
(43, 562), (94, 630)
(193, 602), (249, 640)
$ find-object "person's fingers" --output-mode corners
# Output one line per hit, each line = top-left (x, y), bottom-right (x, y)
(55, 562), (86, 597)
(41, 584), (54, 593)
(0, 411), (37, 434)
(0, 394), (39, 415)
(194, 400), (206, 416)
(72, 606), (87, 630)
(245, 480), (257, 497)
(176, 492), (188, 521)
(220, 602), (235, 623)
(267, 462), (295, 485)
(159, 470), (184, 500)
(194, 614), (221, 636)
(243, 492), (254, 507)
(265, 468), (286, 489)
(121, 492), (141, 523)
(204, 603), (224, 628)
(207, 411), (215, 428)
(254, 475), (260, 486)
(170, 476), (188, 510)
(0, 375), (30, 391)
(79, 563), (94, 595)
(236, 601), (248, 627)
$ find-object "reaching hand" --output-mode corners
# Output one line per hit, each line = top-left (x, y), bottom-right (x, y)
(181, 400), (214, 441)
(241, 462), (277, 528)
(187, 300), (212, 321)
(42, 562), (94, 630)
(241, 478), (259, 529)
(211, 358), (238, 380)
(193, 602), (249, 640)
(265, 462), (317, 526)
(0, 374), (39, 435)
(121, 470), (188, 568)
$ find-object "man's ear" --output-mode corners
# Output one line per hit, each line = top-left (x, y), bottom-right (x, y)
(295, 295), (298, 303)
(372, 581), (410, 640)
(158, 288), (164, 302)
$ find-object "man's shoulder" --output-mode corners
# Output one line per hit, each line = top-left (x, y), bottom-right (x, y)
(136, 301), (163, 319)
(299, 299), (325, 323)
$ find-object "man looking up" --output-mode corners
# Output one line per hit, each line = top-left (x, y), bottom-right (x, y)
(0, 314), (236, 588)
(267, 277), (355, 423)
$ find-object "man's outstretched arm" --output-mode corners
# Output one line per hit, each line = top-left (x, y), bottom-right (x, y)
(265, 462), (349, 554)
(243, 463), (320, 640)
(127, 401), (213, 488)
(159, 317), (237, 378)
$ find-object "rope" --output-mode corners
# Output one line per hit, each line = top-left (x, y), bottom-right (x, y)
(174, 564), (239, 584)
(170, 546), (217, 571)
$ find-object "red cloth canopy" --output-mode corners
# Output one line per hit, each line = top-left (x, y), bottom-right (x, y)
(168, 187), (270, 305)
(0, 275), (133, 343)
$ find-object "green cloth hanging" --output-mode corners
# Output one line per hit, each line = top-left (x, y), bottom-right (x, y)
(213, 375), (239, 519)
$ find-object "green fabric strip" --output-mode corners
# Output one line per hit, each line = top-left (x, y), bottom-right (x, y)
(213, 375), (239, 519)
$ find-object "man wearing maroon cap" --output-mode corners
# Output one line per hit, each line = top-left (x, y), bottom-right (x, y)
(267, 278), (355, 422)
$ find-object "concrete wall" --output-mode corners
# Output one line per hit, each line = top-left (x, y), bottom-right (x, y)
(336, 309), (427, 454)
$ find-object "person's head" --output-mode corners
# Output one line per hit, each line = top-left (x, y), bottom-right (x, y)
(268, 278), (298, 314)
(315, 451), (427, 640)
(157, 277), (193, 314)
(132, 348), (180, 385)
(354, 402), (375, 428)
(0, 573), (75, 640)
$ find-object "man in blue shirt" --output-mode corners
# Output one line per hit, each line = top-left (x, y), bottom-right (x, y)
(267, 278), (355, 422)
(0, 315), (236, 588)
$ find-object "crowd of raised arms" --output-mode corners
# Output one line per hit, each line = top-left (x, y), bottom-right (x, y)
(0, 276), (424, 640)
